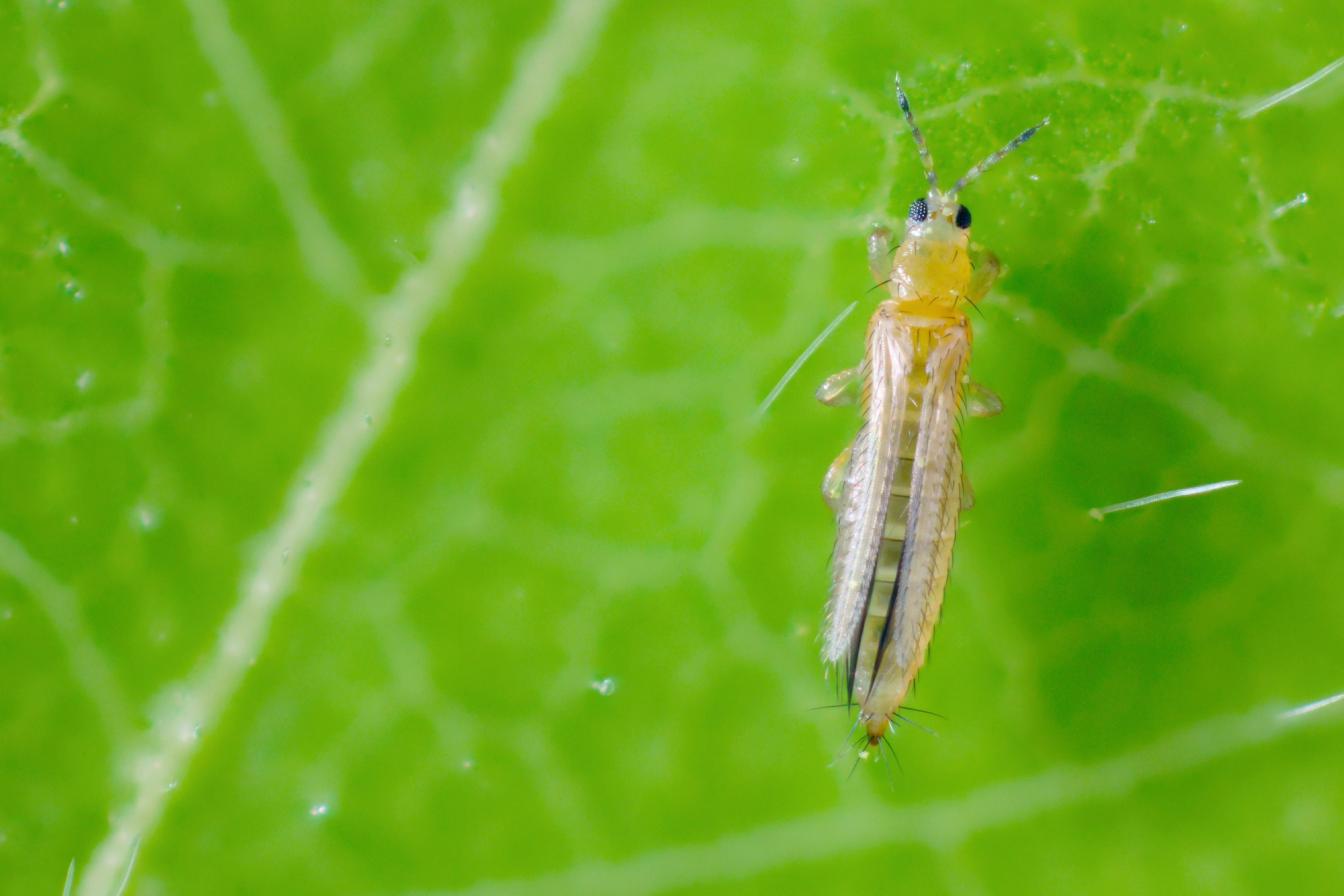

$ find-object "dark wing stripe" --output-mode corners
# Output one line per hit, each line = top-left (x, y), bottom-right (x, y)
(823, 305), (911, 685)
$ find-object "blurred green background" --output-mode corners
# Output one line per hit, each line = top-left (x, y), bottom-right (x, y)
(3, 0), (1344, 893)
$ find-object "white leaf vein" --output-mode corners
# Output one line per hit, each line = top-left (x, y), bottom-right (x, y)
(74, 2), (619, 893)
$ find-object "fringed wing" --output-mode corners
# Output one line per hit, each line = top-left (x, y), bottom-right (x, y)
(869, 323), (968, 701)
(822, 305), (911, 678)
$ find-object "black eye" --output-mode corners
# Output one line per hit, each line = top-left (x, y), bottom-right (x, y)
(955, 204), (972, 229)
(908, 197), (929, 222)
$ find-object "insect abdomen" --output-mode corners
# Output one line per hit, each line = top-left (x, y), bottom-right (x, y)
(850, 395), (923, 702)
(871, 457), (915, 592)
(857, 324), (968, 729)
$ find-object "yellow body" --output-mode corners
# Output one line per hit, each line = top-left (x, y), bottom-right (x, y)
(819, 80), (1044, 758)
(824, 202), (978, 747)
(890, 215), (975, 314)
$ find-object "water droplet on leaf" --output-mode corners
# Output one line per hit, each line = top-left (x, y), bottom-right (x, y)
(134, 503), (160, 530)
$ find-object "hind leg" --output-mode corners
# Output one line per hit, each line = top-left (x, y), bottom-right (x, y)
(822, 445), (852, 513)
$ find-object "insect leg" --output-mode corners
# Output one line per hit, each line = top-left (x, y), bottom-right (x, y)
(868, 226), (893, 284)
(961, 469), (975, 510)
(815, 366), (859, 407)
(967, 244), (1001, 301)
(966, 381), (1003, 418)
(822, 444), (853, 513)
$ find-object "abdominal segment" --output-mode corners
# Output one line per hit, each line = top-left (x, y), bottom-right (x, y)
(849, 454), (915, 706)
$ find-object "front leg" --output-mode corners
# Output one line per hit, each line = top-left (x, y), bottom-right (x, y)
(816, 366), (860, 407)
(968, 244), (1001, 302)
(867, 226), (893, 285)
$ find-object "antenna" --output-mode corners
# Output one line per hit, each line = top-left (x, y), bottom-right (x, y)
(947, 116), (1050, 200)
(894, 75), (938, 190)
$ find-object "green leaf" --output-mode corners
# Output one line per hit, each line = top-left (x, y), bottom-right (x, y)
(3, 0), (1343, 893)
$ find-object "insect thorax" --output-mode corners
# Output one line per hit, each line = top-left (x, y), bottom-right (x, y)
(890, 224), (973, 312)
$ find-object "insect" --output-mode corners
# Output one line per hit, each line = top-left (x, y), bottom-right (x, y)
(819, 78), (1047, 754)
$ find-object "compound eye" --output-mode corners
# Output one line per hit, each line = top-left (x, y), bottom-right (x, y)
(908, 197), (929, 222)
(955, 204), (972, 229)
